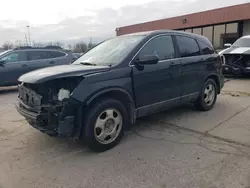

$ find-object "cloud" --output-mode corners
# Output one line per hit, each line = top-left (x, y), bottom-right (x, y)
(0, 0), (248, 45)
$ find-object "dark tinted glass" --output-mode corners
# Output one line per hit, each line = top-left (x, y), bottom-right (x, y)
(27, 51), (51, 60)
(139, 35), (175, 61)
(50, 51), (65, 58)
(198, 41), (214, 54)
(176, 36), (200, 57)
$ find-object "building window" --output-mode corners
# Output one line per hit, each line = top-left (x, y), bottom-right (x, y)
(193, 28), (201, 35)
(213, 24), (226, 49)
(185, 29), (192, 33)
(226, 23), (238, 33)
(203, 26), (213, 43)
(222, 23), (239, 46)
(243, 21), (250, 35)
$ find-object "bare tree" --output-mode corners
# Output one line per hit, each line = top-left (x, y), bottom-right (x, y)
(14, 40), (22, 48)
(67, 44), (73, 50)
(33, 42), (45, 47)
(54, 41), (64, 48)
(2, 42), (14, 50)
(73, 42), (88, 53)
(45, 41), (64, 48)
(46, 42), (53, 46)
(87, 43), (96, 50)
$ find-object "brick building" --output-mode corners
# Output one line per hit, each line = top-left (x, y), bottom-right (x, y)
(116, 3), (250, 49)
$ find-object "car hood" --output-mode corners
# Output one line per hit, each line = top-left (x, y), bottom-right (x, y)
(18, 64), (110, 84)
(218, 48), (229, 56)
(222, 47), (250, 55)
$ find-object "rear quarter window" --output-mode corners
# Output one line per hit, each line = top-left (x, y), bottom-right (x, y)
(197, 40), (215, 55)
(50, 51), (66, 58)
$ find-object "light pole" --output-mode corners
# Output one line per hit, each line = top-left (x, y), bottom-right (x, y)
(26, 25), (31, 46)
(24, 34), (29, 46)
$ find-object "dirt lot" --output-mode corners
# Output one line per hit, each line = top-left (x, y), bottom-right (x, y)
(1, 79), (250, 188)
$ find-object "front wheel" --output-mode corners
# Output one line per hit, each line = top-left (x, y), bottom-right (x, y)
(195, 79), (218, 111)
(83, 98), (128, 152)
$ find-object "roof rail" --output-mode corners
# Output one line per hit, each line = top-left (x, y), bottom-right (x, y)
(14, 45), (63, 50)
(44, 45), (63, 49)
(14, 46), (33, 50)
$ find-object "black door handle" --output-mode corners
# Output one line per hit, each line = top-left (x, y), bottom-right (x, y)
(49, 61), (55, 64)
(22, 64), (28, 67)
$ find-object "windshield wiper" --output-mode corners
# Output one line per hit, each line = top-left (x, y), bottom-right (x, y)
(79, 62), (97, 66)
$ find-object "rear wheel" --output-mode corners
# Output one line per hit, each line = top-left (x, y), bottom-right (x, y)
(83, 98), (127, 152)
(195, 79), (217, 111)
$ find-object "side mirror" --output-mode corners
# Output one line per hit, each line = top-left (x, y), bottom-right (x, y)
(0, 60), (5, 66)
(224, 43), (232, 48)
(135, 54), (159, 65)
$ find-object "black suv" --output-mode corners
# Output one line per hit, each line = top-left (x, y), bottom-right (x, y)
(16, 30), (224, 151)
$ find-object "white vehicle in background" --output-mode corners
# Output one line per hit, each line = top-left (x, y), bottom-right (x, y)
(220, 35), (250, 75)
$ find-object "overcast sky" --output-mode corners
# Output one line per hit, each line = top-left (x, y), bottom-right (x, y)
(0, 0), (249, 45)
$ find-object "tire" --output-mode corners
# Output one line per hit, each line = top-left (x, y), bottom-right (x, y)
(83, 98), (128, 152)
(195, 79), (218, 111)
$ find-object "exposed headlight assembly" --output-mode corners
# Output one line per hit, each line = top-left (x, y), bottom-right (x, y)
(58, 88), (70, 101)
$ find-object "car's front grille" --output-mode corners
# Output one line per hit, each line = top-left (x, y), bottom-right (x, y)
(18, 84), (42, 109)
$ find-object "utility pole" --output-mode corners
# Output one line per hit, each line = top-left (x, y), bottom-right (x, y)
(26, 25), (31, 46)
(88, 36), (92, 50)
(24, 34), (29, 46)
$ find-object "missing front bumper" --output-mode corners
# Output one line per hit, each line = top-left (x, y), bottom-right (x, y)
(222, 65), (250, 75)
(16, 98), (76, 137)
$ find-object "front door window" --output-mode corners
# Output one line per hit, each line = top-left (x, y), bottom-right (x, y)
(0, 51), (26, 63)
(1, 53), (20, 63)
(139, 35), (175, 61)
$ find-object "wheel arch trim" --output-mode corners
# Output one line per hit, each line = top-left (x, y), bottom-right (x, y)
(205, 74), (222, 94)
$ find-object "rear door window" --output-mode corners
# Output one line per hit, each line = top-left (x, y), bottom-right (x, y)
(27, 51), (51, 61)
(50, 51), (66, 58)
(175, 36), (201, 57)
(139, 35), (175, 61)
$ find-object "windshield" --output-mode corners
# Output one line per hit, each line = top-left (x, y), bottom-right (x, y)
(232, 38), (250, 47)
(73, 35), (144, 66)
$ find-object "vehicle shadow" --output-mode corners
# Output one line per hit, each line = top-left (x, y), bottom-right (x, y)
(121, 104), (198, 147)
(22, 104), (197, 158)
(224, 74), (250, 79)
(0, 86), (18, 94)
(136, 103), (195, 124)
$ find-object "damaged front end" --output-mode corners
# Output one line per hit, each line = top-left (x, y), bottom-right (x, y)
(16, 77), (83, 137)
(222, 54), (250, 75)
